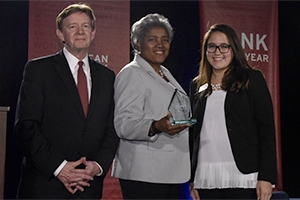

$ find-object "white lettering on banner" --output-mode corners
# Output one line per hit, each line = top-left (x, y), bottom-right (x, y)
(256, 34), (268, 51)
(89, 54), (109, 66)
(241, 33), (268, 51)
(33, 41), (61, 50)
(241, 33), (269, 63)
(242, 33), (253, 49)
(245, 53), (269, 62)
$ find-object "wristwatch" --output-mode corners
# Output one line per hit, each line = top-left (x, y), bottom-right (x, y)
(148, 121), (162, 136)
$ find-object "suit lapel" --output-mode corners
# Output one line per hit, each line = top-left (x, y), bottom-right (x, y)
(54, 51), (86, 119)
(191, 88), (207, 165)
(194, 88), (240, 126)
(135, 55), (183, 94)
(193, 90), (207, 124)
(224, 91), (239, 118)
(163, 70), (186, 94)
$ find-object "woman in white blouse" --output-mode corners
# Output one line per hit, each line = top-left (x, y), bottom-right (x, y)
(189, 23), (277, 200)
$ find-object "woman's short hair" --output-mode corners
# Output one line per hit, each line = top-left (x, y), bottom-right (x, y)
(56, 3), (96, 31)
(131, 13), (174, 54)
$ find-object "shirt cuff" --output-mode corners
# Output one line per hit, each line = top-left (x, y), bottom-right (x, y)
(53, 160), (103, 177)
(94, 161), (103, 176)
(54, 160), (67, 177)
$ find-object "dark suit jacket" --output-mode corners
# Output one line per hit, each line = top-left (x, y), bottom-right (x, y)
(189, 69), (277, 185)
(14, 50), (119, 199)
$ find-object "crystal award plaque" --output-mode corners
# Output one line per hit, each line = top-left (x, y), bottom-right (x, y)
(168, 89), (197, 126)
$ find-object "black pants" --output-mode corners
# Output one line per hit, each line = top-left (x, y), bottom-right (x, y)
(198, 188), (257, 200)
(119, 179), (181, 200)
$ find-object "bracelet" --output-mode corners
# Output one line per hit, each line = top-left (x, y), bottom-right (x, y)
(149, 121), (162, 136)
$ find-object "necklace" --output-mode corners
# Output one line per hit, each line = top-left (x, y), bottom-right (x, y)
(211, 83), (221, 91)
(158, 69), (164, 78)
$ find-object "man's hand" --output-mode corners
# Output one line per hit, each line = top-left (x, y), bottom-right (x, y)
(71, 157), (101, 177)
(57, 158), (85, 194)
(57, 157), (100, 194)
(70, 157), (101, 189)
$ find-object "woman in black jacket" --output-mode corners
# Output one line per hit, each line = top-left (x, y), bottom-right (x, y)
(189, 23), (277, 200)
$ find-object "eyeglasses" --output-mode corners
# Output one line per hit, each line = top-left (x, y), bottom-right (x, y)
(207, 43), (231, 53)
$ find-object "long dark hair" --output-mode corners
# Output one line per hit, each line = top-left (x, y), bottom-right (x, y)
(195, 23), (252, 95)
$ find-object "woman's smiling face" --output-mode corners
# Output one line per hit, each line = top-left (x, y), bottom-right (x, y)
(206, 31), (234, 73)
(137, 26), (170, 69)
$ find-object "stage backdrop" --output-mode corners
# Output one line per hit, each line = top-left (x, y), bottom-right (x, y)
(28, 0), (130, 199)
(199, 0), (282, 190)
(28, 0), (129, 74)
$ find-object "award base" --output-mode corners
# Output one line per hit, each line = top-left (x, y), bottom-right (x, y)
(171, 118), (197, 126)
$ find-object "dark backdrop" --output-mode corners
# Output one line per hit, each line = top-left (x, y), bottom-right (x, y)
(0, 0), (299, 198)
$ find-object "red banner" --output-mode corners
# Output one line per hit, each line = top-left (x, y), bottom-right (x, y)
(199, 0), (282, 190)
(28, 0), (130, 74)
(28, 1), (129, 198)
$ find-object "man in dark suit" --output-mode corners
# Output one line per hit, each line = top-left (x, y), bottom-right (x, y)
(14, 3), (119, 199)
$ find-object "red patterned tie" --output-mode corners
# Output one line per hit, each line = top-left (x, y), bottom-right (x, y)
(77, 61), (88, 117)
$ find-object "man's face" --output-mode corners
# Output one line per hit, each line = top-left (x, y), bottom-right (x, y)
(56, 12), (96, 56)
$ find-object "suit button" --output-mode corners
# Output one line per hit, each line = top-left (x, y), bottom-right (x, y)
(228, 128), (232, 131)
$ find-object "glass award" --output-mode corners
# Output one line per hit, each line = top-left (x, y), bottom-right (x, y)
(168, 89), (197, 126)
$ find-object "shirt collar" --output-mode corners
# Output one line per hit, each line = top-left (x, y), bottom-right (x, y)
(63, 48), (89, 71)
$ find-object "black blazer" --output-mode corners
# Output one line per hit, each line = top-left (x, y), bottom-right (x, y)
(189, 70), (277, 185)
(14, 50), (119, 199)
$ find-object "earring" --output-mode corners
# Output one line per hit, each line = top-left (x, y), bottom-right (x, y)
(136, 46), (141, 54)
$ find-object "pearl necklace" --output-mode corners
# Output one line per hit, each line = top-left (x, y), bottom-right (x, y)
(211, 83), (221, 91)
(158, 69), (164, 78)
